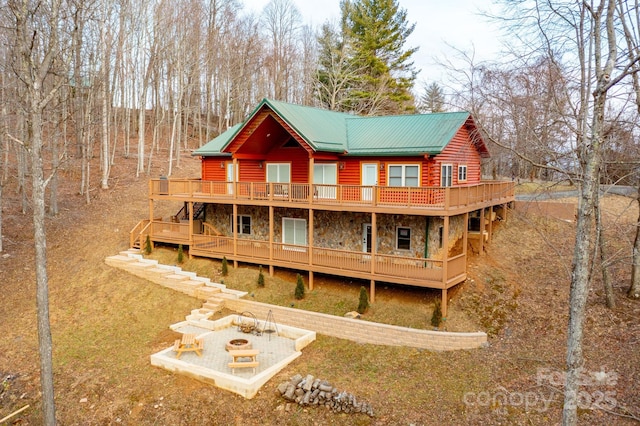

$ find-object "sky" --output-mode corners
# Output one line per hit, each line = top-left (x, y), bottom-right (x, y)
(241, 0), (505, 86)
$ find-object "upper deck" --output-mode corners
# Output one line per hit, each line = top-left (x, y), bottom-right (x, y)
(149, 179), (515, 216)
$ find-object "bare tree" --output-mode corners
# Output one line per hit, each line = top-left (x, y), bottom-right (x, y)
(6, 0), (70, 422)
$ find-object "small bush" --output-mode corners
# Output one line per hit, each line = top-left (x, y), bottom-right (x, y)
(431, 299), (442, 328)
(357, 286), (369, 314)
(144, 235), (152, 254)
(257, 266), (265, 287)
(294, 274), (305, 300)
(221, 256), (228, 276)
(177, 244), (184, 264)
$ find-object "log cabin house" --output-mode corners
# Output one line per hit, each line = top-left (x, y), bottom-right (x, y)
(130, 98), (515, 316)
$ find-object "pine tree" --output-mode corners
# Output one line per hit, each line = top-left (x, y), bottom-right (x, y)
(294, 274), (305, 300)
(419, 82), (446, 113)
(177, 244), (184, 264)
(336, 0), (418, 115)
(257, 266), (265, 287)
(144, 235), (152, 255)
(221, 256), (228, 276)
(357, 286), (369, 314)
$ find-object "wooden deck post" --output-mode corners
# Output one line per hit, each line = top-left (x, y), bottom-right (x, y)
(269, 206), (274, 277)
(308, 209), (314, 269)
(370, 279), (376, 303)
(442, 216), (449, 288)
(441, 288), (448, 318)
(232, 204), (238, 268)
(487, 206), (494, 242)
(479, 207), (485, 254)
(309, 271), (314, 291)
(188, 202), (194, 259)
(371, 213), (377, 277)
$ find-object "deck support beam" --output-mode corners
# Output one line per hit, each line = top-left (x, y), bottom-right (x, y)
(487, 206), (494, 242)
(188, 201), (194, 259)
(479, 207), (485, 254)
(441, 288), (448, 318)
(442, 215), (449, 288)
(232, 204), (238, 268)
(370, 279), (376, 303)
(309, 271), (314, 291)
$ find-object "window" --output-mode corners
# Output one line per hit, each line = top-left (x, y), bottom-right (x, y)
(441, 164), (453, 187)
(267, 163), (290, 196)
(313, 163), (337, 198)
(231, 215), (251, 235)
(388, 165), (420, 187)
(458, 165), (468, 182)
(266, 163), (290, 183)
(282, 217), (306, 247)
(396, 227), (411, 251)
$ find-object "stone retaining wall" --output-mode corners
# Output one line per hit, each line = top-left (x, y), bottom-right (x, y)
(222, 298), (487, 351)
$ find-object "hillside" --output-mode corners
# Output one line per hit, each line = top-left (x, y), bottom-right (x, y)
(0, 154), (638, 425)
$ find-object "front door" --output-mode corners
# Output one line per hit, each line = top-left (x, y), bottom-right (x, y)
(226, 162), (236, 194)
(361, 163), (378, 201)
(362, 223), (372, 253)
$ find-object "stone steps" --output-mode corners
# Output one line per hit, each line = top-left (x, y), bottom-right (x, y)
(105, 249), (246, 303)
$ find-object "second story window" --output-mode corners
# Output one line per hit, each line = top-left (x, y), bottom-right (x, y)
(266, 163), (291, 183)
(388, 165), (420, 187)
(441, 164), (453, 187)
(458, 165), (468, 182)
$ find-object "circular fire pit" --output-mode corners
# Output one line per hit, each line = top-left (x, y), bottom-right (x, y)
(226, 338), (252, 351)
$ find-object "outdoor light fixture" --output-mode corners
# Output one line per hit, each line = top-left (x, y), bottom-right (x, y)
(220, 162), (225, 169)
(379, 163), (385, 170)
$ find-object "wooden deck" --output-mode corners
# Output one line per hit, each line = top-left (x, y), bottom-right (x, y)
(150, 179), (515, 216)
(132, 227), (465, 289)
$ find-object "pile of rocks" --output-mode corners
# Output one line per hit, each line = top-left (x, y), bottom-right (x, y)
(276, 373), (374, 417)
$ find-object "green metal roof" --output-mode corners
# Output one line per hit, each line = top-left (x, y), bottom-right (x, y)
(345, 112), (472, 156)
(259, 99), (351, 152)
(193, 99), (482, 157)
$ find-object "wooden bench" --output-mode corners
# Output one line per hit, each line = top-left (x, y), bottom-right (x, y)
(228, 349), (259, 374)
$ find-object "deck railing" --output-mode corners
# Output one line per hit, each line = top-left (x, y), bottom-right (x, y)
(182, 232), (465, 287)
(150, 179), (514, 211)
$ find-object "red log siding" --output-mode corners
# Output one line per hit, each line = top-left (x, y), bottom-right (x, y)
(433, 126), (482, 186)
(266, 145), (309, 182)
(239, 160), (265, 181)
(202, 158), (226, 181)
(338, 158), (362, 185)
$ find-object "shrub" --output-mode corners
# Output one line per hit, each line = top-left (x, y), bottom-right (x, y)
(357, 286), (369, 314)
(177, 244), (184, 264)
(221, 256), (228, 276)
(144, 235), (152, 254)
(431, 299), (442, 328)
(257, 266), (265, 287)
(294, 274), (305, 300)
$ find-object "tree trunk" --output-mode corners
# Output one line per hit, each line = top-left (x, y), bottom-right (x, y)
(595, 192), (614, 307)
(563, 2), (616, 424)
(629, 184), (640, 298)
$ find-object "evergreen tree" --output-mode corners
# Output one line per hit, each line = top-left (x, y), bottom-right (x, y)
(357, 286), (369, 314)
(221, 256), (228, 276)
(177, 244), (184, 264)
(257, 266), (265, 287)
(419, 82), (446, 113)
(338, 0), (418, 115)
(294, 274), (305, 300)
